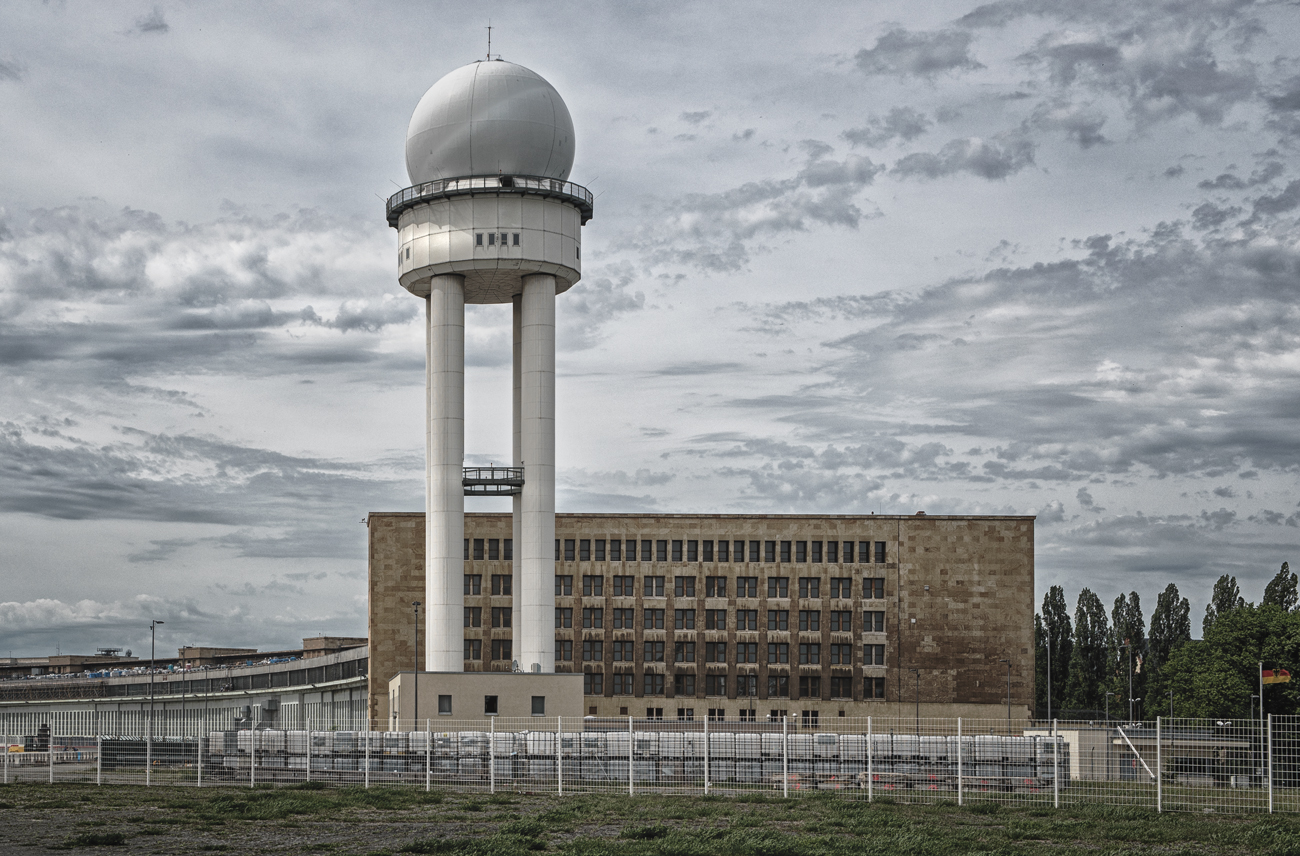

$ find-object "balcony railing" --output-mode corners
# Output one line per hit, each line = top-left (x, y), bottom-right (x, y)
(387, 175), (593, 227)
(462, 466), (524, 496)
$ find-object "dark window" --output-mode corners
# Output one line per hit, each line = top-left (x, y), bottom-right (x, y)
(512, 233), (520, 246)
(674, 641), (695, 663)
(866, 644), (886, 666)
(492, 607), (512, 628)
(583, 640), (603, 661)
(465, 607), (481, 628)
(811, 541), (822, 563)
(612, 575), (635, 596)
(492, 574), (512, 595)
(555, 607), (572, 628)
(671, 540), (683, 562)
(705, 674), (727, 697)
(490, 640), (511, 662)
(737, 577), (758, 598)
(704, 609), (727, 630)
(737, 610), (758, 631)
(705, 642), (727, 663)
(780, 541), (791, 562)
(830, 643), (853, 665)
(705, 576), (727, 597)
(796, 541), (807, 562)
(801, 710), (819, 728)
(736, 674), (758, 697)
(858, 541), (870, 563)
(584, 673), (603, 695)
(564, 539), (576, 561)
(798, 577), (821, 599)
(644, 609), (665, 629)
(843, 541), (854, 563)
(687, 540), (698, 561)
(555, 575), (573, 596)
(488, 539), (500, 560)
(595, 539), (606, 561)
(644, 641), (665, 662)
(674, 609), (696, 630)
(475, 233), (483, 246)
(830, 611), (852, 632)
(464, 574), (482, 596)
(746, 540), (757, 562)
(865, 578), (885, 599)
(875, 542), (887, 563)
(830, 676), (853, 699)
(736, 642), (758, 663)
(767, 577), (789, 598)
(674, 576), (696, 597)
(485, 694), (498, 714)
(641, 540), (653, 562)
(582, 608), (604, 629)
(465, 539), (470, 560)
(438, 694), (452, 714)
(582, 575), (604, 597)
(673, 674), (696, 696)
(767, 609), (789, 631)
(798, 610), (820, 632)
(763, 541), (775, 562)
(830, 578), (852, 599)
(555, 539), (560, 560)
(866, 677), (886, 699)
(488, 232), (496, 246)
(579, 540), (591, 561)
(799, 676), (821, 698)
(473, 539), (485, 560)
(644, 576), (665, 597)
(556, 639), (573, 661)
(610, 539), (622, 561)
(464, 639), (481, 661)
(827, 541), (838, 563)
(656, 540), (668, 562)
(768, 643), (789, 664)
(644, 674), (665, 696)
(702, 540), (714, 562)
(865, 610), (886, 632)
(717, 540), (729, 562)
(799, 643), (821, 665)
(612, 640), (634, 661)
(645, 706), (664, 719)
(612, 674), (634, 695)
(767, 675), (789, 697)
(504, 538), (513, 560)
(612, 608), (635, 629)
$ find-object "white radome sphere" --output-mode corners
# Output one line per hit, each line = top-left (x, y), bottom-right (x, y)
(405, 60), (575, 184)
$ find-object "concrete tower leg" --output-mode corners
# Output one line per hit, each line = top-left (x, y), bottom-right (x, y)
(512, 294), (523, 617)
(426, 274), (465, 673)
(519, 273), (556, 672)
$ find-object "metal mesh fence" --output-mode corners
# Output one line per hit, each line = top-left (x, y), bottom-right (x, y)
(0, 712), (1291, 813)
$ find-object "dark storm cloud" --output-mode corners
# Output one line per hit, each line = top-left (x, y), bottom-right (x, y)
(855, 28), (984, 78)
(1251, 181), (1300, 217)
(1197, 161), (1284, 190)
(891, 134), (1035, 180)
(842, 107), (932, 149)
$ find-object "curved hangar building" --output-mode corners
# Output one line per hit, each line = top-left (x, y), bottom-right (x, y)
(374, 60), (1034, 726)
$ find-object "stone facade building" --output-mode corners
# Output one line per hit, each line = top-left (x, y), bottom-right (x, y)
(368, 512), (1034, 725)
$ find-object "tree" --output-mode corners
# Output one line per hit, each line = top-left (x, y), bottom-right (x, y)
(1263, 562), (1297, 612)
(1109, 592), (1147, 718)
(1147, 583), (1192, 714)
(1064, 588), (1108, 712)
(1204, 574), (1245, 636)
(1034, 586), (1072, 717)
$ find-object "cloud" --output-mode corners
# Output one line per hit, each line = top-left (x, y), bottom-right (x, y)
(842, 107), (932, 148)
(1251, 180), (1300, 218)
(680, 111), (712, 125)
(1028, 100), (1109, 148)
(1197, 161), (1284, 191)
(558, 263), (646, 350)
(132, 8), (170, 35)
(0, 58), (21, 82)
(855, 28), (984, 78)
(891, 134), (1035, 180)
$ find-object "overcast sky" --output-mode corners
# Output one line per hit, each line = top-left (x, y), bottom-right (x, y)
(2, 1), (1298, 658)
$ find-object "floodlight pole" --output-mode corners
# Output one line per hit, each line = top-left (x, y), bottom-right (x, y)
(412, 601), (421, 729)
(148, 619), (164, 785)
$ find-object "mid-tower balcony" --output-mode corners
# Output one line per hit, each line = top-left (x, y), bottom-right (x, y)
(387, 174), (593, 227)
(462, 466), (524, 496)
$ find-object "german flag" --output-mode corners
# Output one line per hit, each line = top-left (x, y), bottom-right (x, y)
(1263, 669), (1292, 685)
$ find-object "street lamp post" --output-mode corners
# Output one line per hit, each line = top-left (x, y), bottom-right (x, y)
(1121, 641), (1134, 723)
(908, 668), (919, 733)
(148, 619), (164, 784)
(412, 601), (421, 729)
(999, 658), (1011, 733)
(1046, 629), (1052, 723)
(1105, 691), (1114, 723)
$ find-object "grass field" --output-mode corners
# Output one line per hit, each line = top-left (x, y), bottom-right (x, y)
(3, 781), (1300, 855)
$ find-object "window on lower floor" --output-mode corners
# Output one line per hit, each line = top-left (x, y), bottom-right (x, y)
(583, 673), (603, 695)
(676, 707), (694, 721)
(866, 677), (886, 699)
(736, 674), (758, 697)
(830, 644), (853, 665)
(830, 676), (853, 699)
(865, 610), (885, 632)
(644, 673), (665, 696)
(673, 674), (695, 696)
(465, 607), (481, 628)
(766, 674), (789, 698)
(555, 639), (573, 661)
(866, 644), (885, 666)
(556, 575), (572, 596)
(583, 640), (604, 662)
(555, 607), (571, 629)
(768, 643), (789, 664)
(464, 639), (481, 661)
(612, 673), (634, 695)
(704, 642), (726, 663)
(491, 607), (512, 628)
(801, 709), (819, 727)
(644, 641), (665, 662)
(645, 707), (663, 719)
(490, 640), (511, 661)
(612, 641), (634, 661)
(799, 643), (821, 665)
(491, 574), (512, 595)
(674, 641), (695, 663)
(799, 675), (821, 698)
(736, 642), (758, 664)
(705, 674), (727, 696)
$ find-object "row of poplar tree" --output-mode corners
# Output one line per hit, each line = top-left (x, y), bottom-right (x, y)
(1034, 562), (1298, 720)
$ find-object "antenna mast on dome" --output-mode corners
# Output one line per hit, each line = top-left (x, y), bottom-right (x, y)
(485, 21), (492, 61)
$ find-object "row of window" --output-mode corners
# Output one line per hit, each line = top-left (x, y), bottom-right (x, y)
(581, 673), (887, 700)
(552, 608), (887, 633)
(553, 575), (887, 600)
(558, 539), (888, 564)
(556, 641), (886, 666)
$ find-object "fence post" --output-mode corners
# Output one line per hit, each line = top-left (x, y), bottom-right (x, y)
(489, 716), (496, 795)
(1269, 714), (1274, 814)
(250, 730), (256, 788)
(425, 719), (431, 793)
(3, 730), (8, 784)
(49, 730), (55, 784)
(957, 717), (963, 806)
(146, 720), (151, 787)
(628, 717), (634, 797)
(197, 727), (202, 789)
(1053, 719), (1059, 810)
(867, 715), (872, 803)
(1156, 717), (1162, 813)
(704, 714), (710, 795)
(96, 732), (101, 786)
(557, 716), (563, 796)
(782, 715), (789, 799)
(364, 725), (370, 789)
